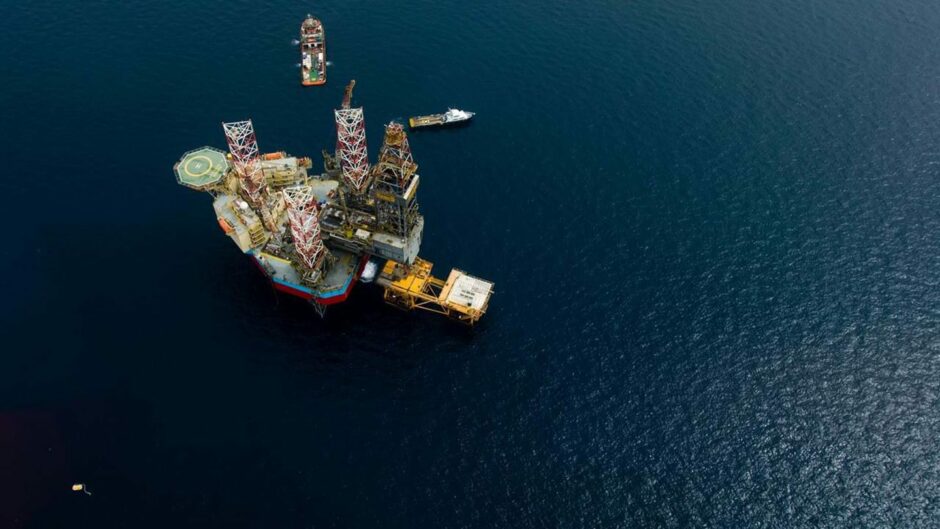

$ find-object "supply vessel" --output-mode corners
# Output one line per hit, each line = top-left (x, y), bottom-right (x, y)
(409, 108), (475, 129)
(173, 81), (494, 324)
(300, 15), (326, 86)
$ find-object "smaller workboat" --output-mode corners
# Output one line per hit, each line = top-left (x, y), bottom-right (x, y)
(408, 108), (475, 129)
(360, 259), (380, 283)
(300, 15), (326, 86)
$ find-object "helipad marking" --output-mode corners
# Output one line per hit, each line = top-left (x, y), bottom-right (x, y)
(184, 155), (213, 177)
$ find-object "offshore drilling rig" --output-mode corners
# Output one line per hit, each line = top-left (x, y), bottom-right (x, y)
(173, 81), (493, 324)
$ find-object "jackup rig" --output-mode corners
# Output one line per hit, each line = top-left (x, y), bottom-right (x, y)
(173, 81), (493, 324)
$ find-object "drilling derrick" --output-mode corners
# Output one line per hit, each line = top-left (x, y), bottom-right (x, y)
(222, 120), (266, 203)
(372, 122), (420, 238)
(284, 185), (328, 279)
(334, 80), (370, 194)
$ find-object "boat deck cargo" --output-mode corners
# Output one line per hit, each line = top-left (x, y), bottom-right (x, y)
(409, 108), (475, 129)
(300, 15), (326, 86)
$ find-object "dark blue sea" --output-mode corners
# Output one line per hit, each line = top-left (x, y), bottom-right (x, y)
(2, 0), (940, 527)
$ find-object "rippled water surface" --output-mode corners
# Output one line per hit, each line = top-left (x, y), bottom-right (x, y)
(2, 0), (940, 527)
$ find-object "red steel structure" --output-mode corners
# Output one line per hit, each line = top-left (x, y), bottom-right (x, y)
(283, 185), (327, 273)
(334, 80), (370, 194)
(222, 120), (265, 202)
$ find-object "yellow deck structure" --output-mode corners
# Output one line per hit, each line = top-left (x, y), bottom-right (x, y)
(379, 258), (494, 324)
(408, 115), (446, 128)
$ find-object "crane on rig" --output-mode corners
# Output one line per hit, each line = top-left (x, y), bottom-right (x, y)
(341, 79), (356, 109)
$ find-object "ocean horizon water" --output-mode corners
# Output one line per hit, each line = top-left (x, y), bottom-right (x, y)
(2, 1), (939, 527)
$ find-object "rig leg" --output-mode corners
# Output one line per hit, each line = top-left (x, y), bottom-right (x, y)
(311, 301), (327, 318)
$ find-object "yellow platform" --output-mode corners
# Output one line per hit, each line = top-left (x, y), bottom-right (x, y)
(380, 258), (493, 324)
